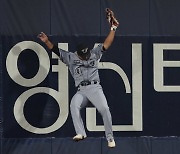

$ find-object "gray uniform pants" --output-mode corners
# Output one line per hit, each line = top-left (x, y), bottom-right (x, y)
(70, 83), (114, 141)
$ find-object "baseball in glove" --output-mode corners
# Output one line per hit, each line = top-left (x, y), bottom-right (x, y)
(106, 8), (119, 31)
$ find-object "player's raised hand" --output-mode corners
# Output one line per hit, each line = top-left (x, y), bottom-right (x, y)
(106, 8), (119, 30)
(38, 32), (49, 43)
(37, 32), (54, 49)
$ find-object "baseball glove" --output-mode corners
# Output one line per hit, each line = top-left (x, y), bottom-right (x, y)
(106, 8), (119, 30)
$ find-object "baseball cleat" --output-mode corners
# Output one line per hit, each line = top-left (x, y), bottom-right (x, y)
(73, 134), (87, 141)
(108, 139), (116, 148)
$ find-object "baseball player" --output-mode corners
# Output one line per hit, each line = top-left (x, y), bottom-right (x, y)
(38, 8), (119, 148)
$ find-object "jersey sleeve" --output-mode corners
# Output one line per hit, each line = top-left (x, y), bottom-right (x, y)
(58, 49), (71, 66)
(91, 44), (105, 60)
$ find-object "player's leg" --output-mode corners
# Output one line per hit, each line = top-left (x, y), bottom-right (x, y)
(87, 84), (115, 147)
(70, 92), (88, 140)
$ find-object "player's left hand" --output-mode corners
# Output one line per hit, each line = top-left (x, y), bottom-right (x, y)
(106, 8), (119, 30)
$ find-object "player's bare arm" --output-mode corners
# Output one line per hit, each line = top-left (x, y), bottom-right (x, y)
(103, 8), (119, 51)
(103, 30), (116, 50)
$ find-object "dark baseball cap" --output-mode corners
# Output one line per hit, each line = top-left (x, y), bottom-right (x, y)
(76, 43), (90, 57)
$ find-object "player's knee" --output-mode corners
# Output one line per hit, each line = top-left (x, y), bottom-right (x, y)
(70, 101), (75, 111)
(98, 106), (110, 115)
(70, 101), (80, 111)
(70, 102), (75, 110)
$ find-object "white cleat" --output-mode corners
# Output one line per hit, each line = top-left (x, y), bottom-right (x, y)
(108, 139), (116, 148)
(73, 134), (87, 141)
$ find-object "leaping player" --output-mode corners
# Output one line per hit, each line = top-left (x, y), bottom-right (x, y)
(38, 8), (119, 148)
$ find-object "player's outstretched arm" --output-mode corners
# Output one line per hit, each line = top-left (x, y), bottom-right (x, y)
(38, 32), (54, 50)
(103, 29), (116, 50)
(103, 8), (119, 50)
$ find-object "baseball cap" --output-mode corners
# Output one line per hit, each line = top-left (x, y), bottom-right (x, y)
(76, 43), (90, 57)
